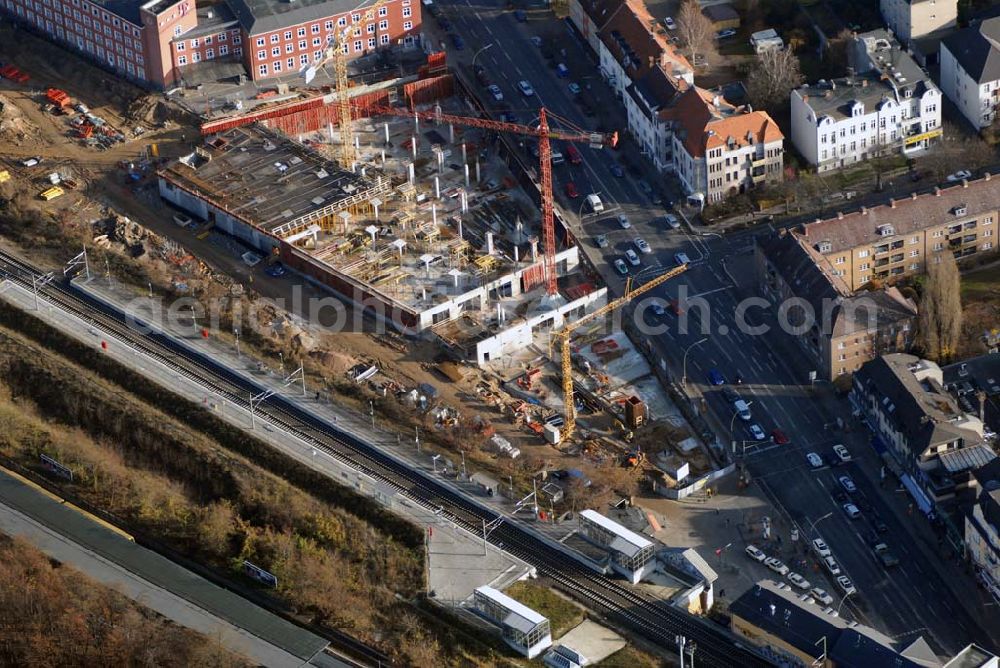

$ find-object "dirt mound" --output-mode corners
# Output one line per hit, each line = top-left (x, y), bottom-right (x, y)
(125, 95), (194, 127)
(0, 93), (39, 144)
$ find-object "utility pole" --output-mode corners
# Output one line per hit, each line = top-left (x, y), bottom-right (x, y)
(234, 328), (241, 358)
(676, 635), (686, 668)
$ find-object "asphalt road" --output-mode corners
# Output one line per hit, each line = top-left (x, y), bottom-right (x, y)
(431, 1), (996, 656)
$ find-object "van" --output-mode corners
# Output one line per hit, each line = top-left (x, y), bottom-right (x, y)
(565, 144), (582, 165)
(585, 194), (604, 213)
(733, 399), (752, 421)
(550, 150), (565, 165)
(556, 63), (569, 78)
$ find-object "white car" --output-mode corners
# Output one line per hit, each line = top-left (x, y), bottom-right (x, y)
(617, 214), (631, 229)
(765, 557), (789, 576)
(806, 452), (823, 469)
(664, 16), (676, 29)
(749, 424), (766, 441)
(836, 575), (856, 595)
(839, 475), (856, 493)
(823, 556), (841, 576)
(833, 444), (851, 463)
(488, 84), (504, 101)
(745, 545), (766, 562)
(634, 238), (652, 254)
(614, 259), (628, 275)
(788, 572), (811, 590)
(517, 80), (535, 96)
(674, 252), (691, 265)
(812, 538), (831, 558)
(664, 213), (680, 229)
(947, 169), (972, 182)
(843, 503), (861, 519)
(823, 607), (839, 617)
(798, 593), (816, 605)
(811, 588), (834, 606)
(624, 249), (641, 266)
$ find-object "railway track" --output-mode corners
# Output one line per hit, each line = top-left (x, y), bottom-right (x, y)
(0, 249), (772, 668)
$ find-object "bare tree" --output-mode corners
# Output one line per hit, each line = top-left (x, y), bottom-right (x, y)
(744, 48), (804, 115)
(676, 0), (716, 65)
(918, 251), (962, 362)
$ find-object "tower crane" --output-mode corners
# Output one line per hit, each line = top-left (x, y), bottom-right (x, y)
(360, 103), (618, 295)
(301, 0), (390, 168)
(555, 264), (687, 443)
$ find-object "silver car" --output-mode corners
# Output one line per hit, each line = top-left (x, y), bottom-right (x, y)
(634, 238), (651, 254)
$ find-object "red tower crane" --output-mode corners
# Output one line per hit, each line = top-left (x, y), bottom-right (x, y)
(362, 103), (618, 296)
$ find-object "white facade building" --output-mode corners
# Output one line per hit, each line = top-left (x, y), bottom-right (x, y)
(941, 18), (1000, 130)
(880, 0), (956, 43)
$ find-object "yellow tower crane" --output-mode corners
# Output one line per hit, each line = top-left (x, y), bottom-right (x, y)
(302, 0), (390, 168)
(556, 263), (688, 443)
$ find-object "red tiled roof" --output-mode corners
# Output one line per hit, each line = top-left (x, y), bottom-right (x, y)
(667, 87), (783, 158)
(596, 0), (691, 80)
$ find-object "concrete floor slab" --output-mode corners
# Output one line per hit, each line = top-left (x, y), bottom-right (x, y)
(554, 619), (627, 663)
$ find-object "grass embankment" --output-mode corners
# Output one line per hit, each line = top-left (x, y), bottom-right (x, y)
(0, 531), (248, 667)
(961, 262), (1000, 305)
(505, 580), (585, 638)
(0, 307), (507, 664)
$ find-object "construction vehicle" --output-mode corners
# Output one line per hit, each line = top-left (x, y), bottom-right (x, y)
(360, 103), (618, 295)
(299, 0), (390, 168)
(555, 264), (687, 443)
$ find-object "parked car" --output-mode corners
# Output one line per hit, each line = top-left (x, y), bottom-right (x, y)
(664, 16), (676, 29)
(833, 444), (851, 463)
(812, 538), (831, 558)
(449, 33), (465, 49)
(788, 572), (811, 590)
(839, 476), (857, 493)
(823, 607), (839, 617)
(568, 82), (582, 95)
(488, 84), (504, 101)
(806, 452), (823, 469)
(716, 28), (737, 39)
(674, 252), (691, 265)
(595, 234), (609, 248)
(798, 594), (816, 605)
(650, 302), (667, 317)
(749, 424), (766, 441)
(708, 369), (726, 386)
(745, 545), (766, 562)
(564, 181), (579, 198)
(836, 575), (856, 595)
(634, 237), (651, 254)
(771, 429), (789, 445)
(517, 79), (535, 96)
(843, 503), (861, 519)
(664, 213), (680, 229)
(734, 399), (752, 421)
(21, 156), (41, 167)
(765, 558), (789, 576)
(614, 259), (628, 275)
(624, 249), (641, 266)
(823, 556), (841, 576)
(811, 588), (834, 606)
(947, 169), (972, 182)
(617, 214), (631, 229)
(264, 263), (287, 278)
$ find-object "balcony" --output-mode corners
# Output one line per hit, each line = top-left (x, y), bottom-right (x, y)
(874, 244), (890, 255)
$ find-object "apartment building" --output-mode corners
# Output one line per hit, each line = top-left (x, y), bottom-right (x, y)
(671, 88), (784, 204)
(941, 18), (1000, 130)
(795, 175), (1000, 290)
(880, 0), (956, 43)
(0, 0), (419, 88)
(624, 64), (686, 172)
(852, 354), (991, 503)
(790, 32), (942, 172)
(967, 460), (1000, 604)
(755, 230), (917, 379)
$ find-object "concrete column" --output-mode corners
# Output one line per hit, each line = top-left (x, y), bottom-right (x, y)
(432, 203), (437, 225)
(408, 162), (415, 185)
(461, 143), (467, 163)
(329, 122), (336, 142)
(464, 164), (470, 187)
(460, 190), (468, 213)
(414, 111), (419, 133)
(514, 245), (520, 263)
(449, 123), (454, 143)
(412, 136), (417, 160)
(434, 176), (440, 199)
(384, 122), (390, 145)
(531, 239), (538, 261)
(381, 149), (386, 166)
(475, 160), (481, 183)
(486, 232), (494, 255)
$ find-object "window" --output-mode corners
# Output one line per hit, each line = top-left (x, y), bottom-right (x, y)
(256, 37), (265, 47)
(934, 242), (944, 251)
(985, 217), (994, 225)
(403, 7), (411, 17)
(176, 41), (185, 51)
(835, 257), (845, 265)
(325, 20), (333, 30)
(379, 19), (389, 29)
(285, 43), (293, 53)
(219, 32), (227, 42)
(271, 46), (280, 56)
(985, 242), (994, 250)
(272, 60), (281, 72)
(986, 229), (994, 237)
(380, 33), (390, 44)
(858, 249), (870, 258)
(300, 53), (309, 65)
(352, 12), (361, 22)
(367, 23), (375, 33)
(298, 27), (306, 37)
(270, 34), (279, 44)
(234, 36), (242, 45)
(177, 54), (187, 65)
(338, 17), (347, 27)
(354, 39), (362, 52)
(287, 57), (294, 68)
(204, 35), (212, 44)
(311, 23), (320, 33)
(206, 48), (214, 59)
(859, 263), (870, 270)
(299, 40), (306, 49)
(259, 63), (268, 76)
(284, 30), (292, 40)
(174, 26), (182, 37)
(910, 249), (919, 257)
(367, 36), (376, 48)
(312, 37), (321, 46)
(379, 6), (388, 15)
(257, 50), (266, 60)
(192, 52), (201, 62)
(219, 44), (228, 55)
(235, 46), (243, 55)
(910, 236), (919, 243)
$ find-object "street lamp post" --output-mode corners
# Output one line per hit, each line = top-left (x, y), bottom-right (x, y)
(471, 43), (494, 70)
(233, 328), (240, 358)
(837, 591), (854, 615)
(682, 337), (709, 387)
(369, 399), (375, 430)
(807, 512), (834, 537)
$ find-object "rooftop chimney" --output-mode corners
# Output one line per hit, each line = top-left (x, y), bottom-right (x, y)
(986, 172), (992, 181)
(861, 206), (868, 215)
(963, 179), (969, 188)
(911, 191), (918, 200)
(890, 198), (896, 208)
(837, 211), (844, 219)
(934, 187), (941, 197)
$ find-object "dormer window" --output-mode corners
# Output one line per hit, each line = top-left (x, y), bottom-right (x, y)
(955, 205), (968, 217)
(878, 224), (895, 237)
(817, 240), (833, 253)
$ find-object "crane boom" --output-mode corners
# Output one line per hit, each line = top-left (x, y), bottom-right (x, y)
(361, 103), (618, 294)
(557, 264), (688, 443)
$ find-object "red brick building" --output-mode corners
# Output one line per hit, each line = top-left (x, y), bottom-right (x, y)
(0, 0), (420, 88)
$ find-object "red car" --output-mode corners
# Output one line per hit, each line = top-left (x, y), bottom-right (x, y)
(771, 429), (790, 445)
(669, 299), (684, 315)
(565, 181), (580, 198)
